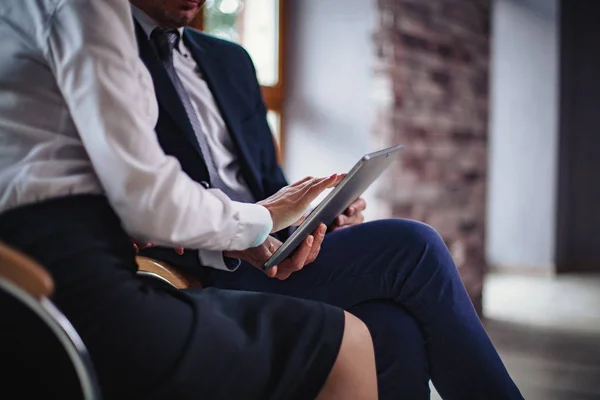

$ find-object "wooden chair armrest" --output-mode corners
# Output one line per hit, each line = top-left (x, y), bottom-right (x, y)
(0, 242), (54, 299)
(135, 256), (202, 290)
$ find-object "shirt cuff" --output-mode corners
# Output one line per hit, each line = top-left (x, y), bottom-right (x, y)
(198, 249), (241, 271)
(229, 202), (273, 248)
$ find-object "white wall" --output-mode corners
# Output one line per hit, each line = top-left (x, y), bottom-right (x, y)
(487, 0), (559, 270)
(283, 0), (383, 220)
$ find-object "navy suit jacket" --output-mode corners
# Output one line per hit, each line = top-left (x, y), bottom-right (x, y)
(135, 24), (289, 275)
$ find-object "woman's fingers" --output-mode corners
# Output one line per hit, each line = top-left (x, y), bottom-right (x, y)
(289, 176), (315, 187)
(329, 173), (346, 187)
(299, 174), (341, 203)
(258, 173), (345, 233)
(290, 176), (326, 194)
(287, 173), (343, 198)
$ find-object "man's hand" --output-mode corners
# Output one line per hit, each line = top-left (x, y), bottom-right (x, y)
(224, 223), (327, 280)
(329, 197), (366, 231)
(131, 239), (184, 255)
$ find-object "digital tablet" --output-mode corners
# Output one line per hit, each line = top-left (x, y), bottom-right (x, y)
(262, 144), (404, 270)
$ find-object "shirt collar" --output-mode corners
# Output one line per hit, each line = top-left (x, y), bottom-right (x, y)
(131, 4), (185, 51)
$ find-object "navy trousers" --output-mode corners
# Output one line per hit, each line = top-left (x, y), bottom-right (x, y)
(200, 219), (523, 399)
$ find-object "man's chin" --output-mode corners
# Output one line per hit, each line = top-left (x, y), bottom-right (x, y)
(180, 7), (202, 22)
(164, 11), (198, 28)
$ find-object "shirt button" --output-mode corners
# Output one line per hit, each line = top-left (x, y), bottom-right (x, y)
(200, 181), (210, 189)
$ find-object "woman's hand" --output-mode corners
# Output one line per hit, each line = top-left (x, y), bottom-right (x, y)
(131, 239), (184, 255)
(258, 174), (344, 233)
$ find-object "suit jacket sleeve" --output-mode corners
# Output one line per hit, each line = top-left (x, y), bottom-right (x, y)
(238, 49), (289, 198)
(235, 48), (295, 240)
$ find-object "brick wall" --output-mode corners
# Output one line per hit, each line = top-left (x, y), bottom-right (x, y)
(373, 0), (491, 313)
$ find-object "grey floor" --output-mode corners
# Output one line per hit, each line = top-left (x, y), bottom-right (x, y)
(431, 273), (600, 400)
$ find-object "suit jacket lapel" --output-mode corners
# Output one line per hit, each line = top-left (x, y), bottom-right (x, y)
(134, 23), (207, 163)
(183, 29), (264, 197)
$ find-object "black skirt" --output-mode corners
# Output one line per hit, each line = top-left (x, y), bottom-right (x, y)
(0, 195), (344, 399)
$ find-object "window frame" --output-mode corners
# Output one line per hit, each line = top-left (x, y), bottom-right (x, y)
(191, 1), (286, 162)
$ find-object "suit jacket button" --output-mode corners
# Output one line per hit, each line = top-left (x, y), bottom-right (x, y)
(200, 181), (210, 189)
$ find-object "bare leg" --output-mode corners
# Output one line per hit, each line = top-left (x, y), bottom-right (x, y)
(317, 311), (378, 400)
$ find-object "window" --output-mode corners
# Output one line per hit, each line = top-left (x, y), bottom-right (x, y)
(191, 0), (285, 158)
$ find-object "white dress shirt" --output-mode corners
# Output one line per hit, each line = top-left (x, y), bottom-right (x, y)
(0, 1), (272, 259)
(131, 6), (257, 270)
